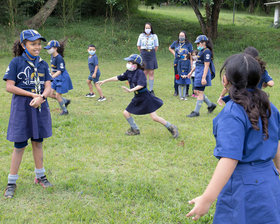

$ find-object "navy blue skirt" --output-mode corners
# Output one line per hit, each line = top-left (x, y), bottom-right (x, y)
(7, 95), (52, 142)
(140, 50), (158, 70)
(213, 160), (280, 224)
(126, 91), (163, 115)
(51, 70), (73, 94)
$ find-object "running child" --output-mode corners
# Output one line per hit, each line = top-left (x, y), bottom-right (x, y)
(98, 54), (179, 138)
(187, 53), (280, 223)
(44, 40), (73, 115)
(3, 29), (53, 198)
(86, 44), (106, 101)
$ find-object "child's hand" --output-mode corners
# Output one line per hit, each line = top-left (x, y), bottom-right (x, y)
(121, 86), (131, 93)
(30, 96), (44, 108)
(187, 73), (191, 79)
(186, 195), (212, 221)
(217, 96), (225, 106)
(97, 81), (104, 86)
(201, 78), (207, 85)
(92, 73), (96, 78)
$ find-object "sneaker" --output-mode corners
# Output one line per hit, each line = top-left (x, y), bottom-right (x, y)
(150, 90), (155, 96)
(85, 93), (95, 98)
(97, 96), (107, 102)
(173, 92), (178, 96)
(187, 111), (200, 117)
(34, 175), (53, 188)
(4, 184), (16, 198)
(168, 124), (179, 138)
(184, 97), (188, 101)
(207, 104), (217, 113)
(65, 99), (71, 107)
(180, 97), (184, 100)
(59, 111), (69, 116)
(125, 128), (140, 136)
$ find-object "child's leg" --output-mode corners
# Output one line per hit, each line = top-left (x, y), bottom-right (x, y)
(182, 85), (187, 98)
(178, 85), (182, 98)
(87, 79), (94, 94)
(94, 82), (104, 97)
(203, 94), (216, 113)
(148, 70), (154, 91)
(49, 89), (57, 99)
(123, 110), (139, 130)
(191, 78), (194, 94)
(56, 92), (68, 113)
(186, 84), (189, 96)
(195, 90), (204, 113)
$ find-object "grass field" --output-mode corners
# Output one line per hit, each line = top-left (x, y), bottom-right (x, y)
(0, 5), (279, 223)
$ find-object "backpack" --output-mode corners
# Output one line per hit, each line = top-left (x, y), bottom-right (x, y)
(203, 48), (215, 80)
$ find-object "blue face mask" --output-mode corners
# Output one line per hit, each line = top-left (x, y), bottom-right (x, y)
(24, 44), (38, 60)
(89, 50), (95, 56)
(197, 46), (204, 51)
(179, 37), (185, 42)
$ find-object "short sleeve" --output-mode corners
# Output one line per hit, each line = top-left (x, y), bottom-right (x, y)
(214, 114), (246, 160)
(203, 49), (211, 63)
(117, 71), (128, 81)
(170, 41), (176, 49)
(136, 70), (146, 86)
(153, 34), (159, 47)
(56, 55), (65, 72)
(3, 58), (17, 82)
(263, 70), (273, 83)
(137, 34), (142, 46)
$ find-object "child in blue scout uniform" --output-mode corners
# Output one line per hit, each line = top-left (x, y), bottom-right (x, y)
(86, 44), (106, 101)
(217, 46), (274, 106)
(187, 35), (216, 117)
(176, 49), (191, 100)
(187, 53), (280, 223)
(98, 54), (179, 138)
(3, 30), (53, 198)
(169, 31), (193, 96)
(44, 40), (73, 115)
(190, 50), (198, 97)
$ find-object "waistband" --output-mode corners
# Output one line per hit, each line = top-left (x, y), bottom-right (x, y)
(234, 159), (274, 174)
(135, 87), (148, 94)
(141, 49), (154, 52)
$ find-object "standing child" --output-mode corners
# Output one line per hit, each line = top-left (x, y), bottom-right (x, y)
(86, 44), (106, 101)
(186, 53), (280, 223)
(3, 30), (53, 198)
(176, 49), (191, 100)
(44, 40), (73, 115)
(190, 50), (198, 97)
(98, 54), (179, 138)
(187, 35), (216, 117)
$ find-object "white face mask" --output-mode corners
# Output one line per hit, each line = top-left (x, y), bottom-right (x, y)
(47, 48), (55, 55)
(145, 28), (151, 34)
(88, 50), (96, 56)
(126, 63), (137, 71)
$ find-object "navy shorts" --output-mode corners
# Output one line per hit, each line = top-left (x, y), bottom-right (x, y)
(14, 138), (43, 149)
(88, 73), (100, 83)
(194, 86), (206, 91)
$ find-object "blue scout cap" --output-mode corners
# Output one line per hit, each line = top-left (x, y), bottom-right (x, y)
(124, 54), (143, 65)
(194, 35), (208, 43)
(44, 40), (60, 49)
(20, 29), (46, 43)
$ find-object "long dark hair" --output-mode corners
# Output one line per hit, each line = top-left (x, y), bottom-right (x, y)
(56, 40), (66, 57)
(13, 40), (26, 57)
(143, 22), (154, 34)
(177, 30), (189, 44)
(244, 46), (266, 73)
(220, 53), (271, 139)
(201, 38), (214, 59)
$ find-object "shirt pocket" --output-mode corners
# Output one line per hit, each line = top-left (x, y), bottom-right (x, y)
(242, 175), (265, 185)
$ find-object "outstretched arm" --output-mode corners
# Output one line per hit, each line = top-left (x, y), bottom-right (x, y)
(186, 157), (238, 221)
(98, 76), (118, 86)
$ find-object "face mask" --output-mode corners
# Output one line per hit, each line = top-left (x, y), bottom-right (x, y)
(179, 37), (185, 42)
(47, 48), (55, 55)
(23, 44), (37, 60)
(197, 46), (204, 51)
(88, 50), (95, 56)
(126, 63), (137, 71)
(145, 28), (151, 34)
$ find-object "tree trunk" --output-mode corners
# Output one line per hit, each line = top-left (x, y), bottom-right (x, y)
(249, 0), (255, 13)
(25, 0), (58, 29)
(210, 0), (223, 40)
(189, 0), (206, 34)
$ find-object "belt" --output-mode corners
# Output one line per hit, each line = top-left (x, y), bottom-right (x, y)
(135, 87), (148, 94)
(142, 49), (153, 52)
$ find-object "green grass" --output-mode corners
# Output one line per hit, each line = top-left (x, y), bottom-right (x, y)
(0, 5), (280, 223)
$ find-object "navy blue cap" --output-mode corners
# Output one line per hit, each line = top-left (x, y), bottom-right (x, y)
(124, 54), (143, 65)
(44, 40), (60, 49)
(20, 29), (46, 43)
(194, 35), (208, 43)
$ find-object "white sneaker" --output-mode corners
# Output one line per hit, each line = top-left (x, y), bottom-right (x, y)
(98, 96), (106, 102)
(86, 93), (95, 98)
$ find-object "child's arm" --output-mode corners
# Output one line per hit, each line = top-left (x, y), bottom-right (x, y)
(92, 65), (98, 78)
(6, 80), (37, 98)
(217, 87), (228, 106)
(98, 76), (118, 86)
(187, 66), (195, 78)
(52, 70), (61, 78)
(186, 157), (238, 221)
(30, 81), (51, 108)
(201, 62), (210, 85)
(273, 142), (280, 173)
(122, 85), (144, 93)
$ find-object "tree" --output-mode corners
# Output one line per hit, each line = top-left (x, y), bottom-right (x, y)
(25, 0), (58, 29)
(188, 0), (223, 40)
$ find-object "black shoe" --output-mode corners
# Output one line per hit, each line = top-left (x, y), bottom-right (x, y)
(65, 99), (71, 107)
(59, 111), (69, 116)
(125, 128), (140, 136)
(168, 124), (179, 138)
(150, 90), (155, 96)
(173, 92), (178, 96)
(34, 175), (53, 188)
(4, 184), (16, 198)
(208, 104), (217, 113)
(187, 111), (200, 117)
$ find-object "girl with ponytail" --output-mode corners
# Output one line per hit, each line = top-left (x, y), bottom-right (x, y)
(187, 53), (280, 223)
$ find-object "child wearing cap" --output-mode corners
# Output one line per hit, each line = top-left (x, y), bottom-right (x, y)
(86, 44), (106, 101)
(44, 40), (73, 115)
(187, 35), (216, 117)
(176, 49), (191, 100)
(98, 54), (179, 138)
(3, 29), (53, 198)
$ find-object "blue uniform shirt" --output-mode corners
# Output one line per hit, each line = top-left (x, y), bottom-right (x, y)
(258, 70), (273, 89)
(88, 54), (101, 76)
(177, 59), (191, 85)
(137, 33), (159, 50)
(3, 53), (52, 93)
(213, 100), (280, 162)
(51, 54), (65, 73)
(194, 48), (212, 87)
(117, 69), (147, 89)
(170, 41), (193, 60)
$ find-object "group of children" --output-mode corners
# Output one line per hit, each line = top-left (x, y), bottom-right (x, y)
(3, 28), (280, 224)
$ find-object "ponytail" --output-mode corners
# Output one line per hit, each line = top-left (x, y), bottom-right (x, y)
(13, 40), (25, 57)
